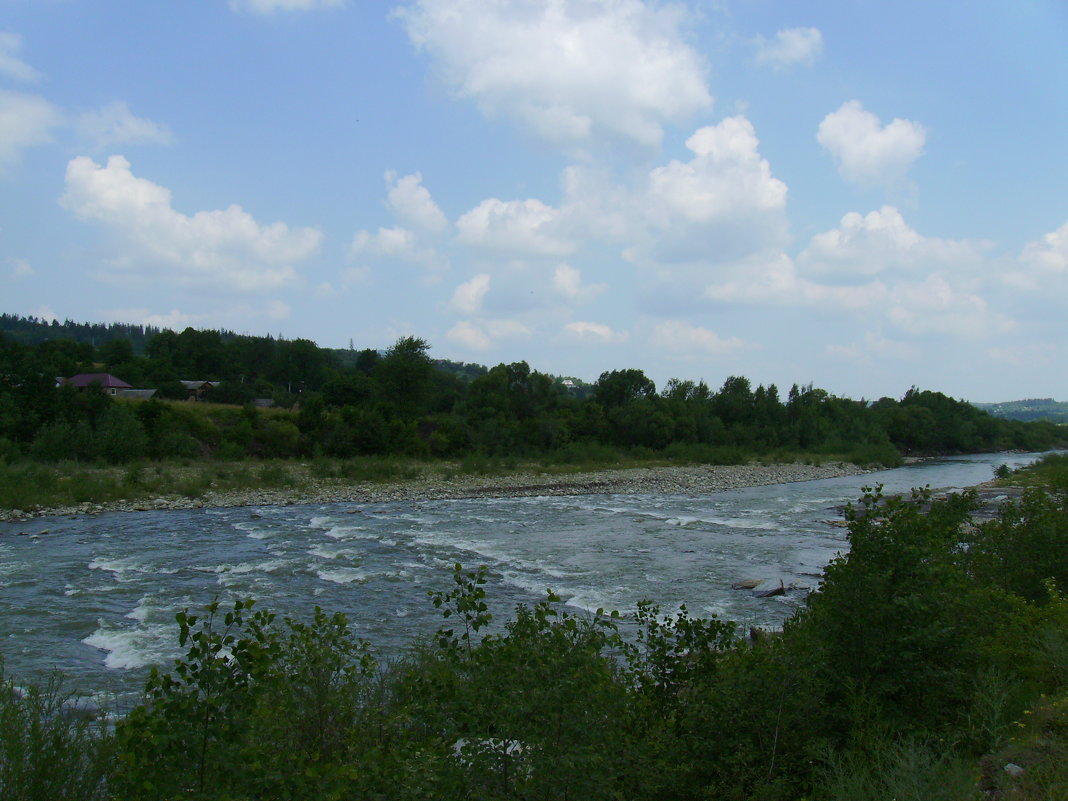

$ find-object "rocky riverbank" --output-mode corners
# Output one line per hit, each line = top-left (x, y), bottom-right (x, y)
(1, 461), (872, 523)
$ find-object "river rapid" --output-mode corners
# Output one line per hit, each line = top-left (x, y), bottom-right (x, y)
(0, 452), (1042, 705)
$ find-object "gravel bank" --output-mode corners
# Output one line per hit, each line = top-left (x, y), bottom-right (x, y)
(1, 462), (871, 523)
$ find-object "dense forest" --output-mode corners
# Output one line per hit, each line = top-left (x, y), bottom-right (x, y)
(0, 313), (1064, 467)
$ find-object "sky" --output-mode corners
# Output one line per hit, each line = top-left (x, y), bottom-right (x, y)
(1, 0), (1067, 403)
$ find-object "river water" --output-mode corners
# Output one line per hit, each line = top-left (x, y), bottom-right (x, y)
(0, 451), (1043, 704)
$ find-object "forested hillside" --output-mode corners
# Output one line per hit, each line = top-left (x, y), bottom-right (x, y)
(0, 317), (1064, 466)
(974, 398), (1068, 423)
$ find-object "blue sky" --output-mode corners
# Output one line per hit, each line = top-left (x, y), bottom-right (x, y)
(2, 0), (1066, 402)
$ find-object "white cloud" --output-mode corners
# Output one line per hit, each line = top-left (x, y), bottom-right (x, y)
(448, 320), (491, 350)
(10, 257), (33, 277)
(450, 273), (491, 314)
(230, 0), (342, 14)
(0, 32), (40, 82)
(799, 206), (988, 279)
(649, 117), (787, 223)
(824, 331), (916, 363)
(341, 265), (370, 285)
(652, 320), (749, 355)
(102, 307), (196, 330)
(636, 115), (788, 262)
(75, 101), (173, 149)
(755, 27), (823, 68)
(562, 320), (629, 344)
(351, 225), (446, 272)
(397, 0), (712, 149)
(385, 170), (447, 234)
(446, 317), (530, 350)
(0, 89), (62, 170)
(29, 305), (58, 323)
(265, 299), (291, 320)
(60, 155), (321, 292)
(987, 342), (1058, 367)
(887, 274), (1011, 339)
(817, 100), (926, 186)
(1018, 219), (1068, 275)
(552, 263), (605, 302)
(456, 197), (573, 256)
(702, 251), (885, 309)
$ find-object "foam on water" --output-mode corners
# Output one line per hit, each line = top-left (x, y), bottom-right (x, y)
(82, 622), (176, 670)
(316, 567), (369, 585)
(308, 542), (364, 561)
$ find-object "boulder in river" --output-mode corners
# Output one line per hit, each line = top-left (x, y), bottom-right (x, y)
(731, 579), (762, 590)
(754, 580), (786, 598)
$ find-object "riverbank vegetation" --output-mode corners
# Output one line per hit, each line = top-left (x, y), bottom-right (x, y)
(2, 459), (1068, 799)
(2, 321), (1065, 510)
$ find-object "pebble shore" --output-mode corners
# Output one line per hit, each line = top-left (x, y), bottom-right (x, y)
(1, 462), (872, 523)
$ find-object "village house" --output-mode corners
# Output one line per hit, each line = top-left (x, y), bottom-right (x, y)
(61, 373), (156, 399)
(180, 380), (217, 401)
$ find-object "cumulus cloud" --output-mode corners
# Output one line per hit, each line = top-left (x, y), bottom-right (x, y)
(703, 251), (885, 310)
(817, 100), (926, 186)
(755, 27), (823, 68)
(0, 89), (63, 170)
(447, 317), (530, 350)
(29, 305), (59, 323)
(456, 197), (573, 256)
(552, 263), (605, 302)
(987, 342), (1058, 367)
(652, 320), (750, 355)
(824, 331), (916, 363)
(230, 0), (342, 13)
(397, 0), (712, 148)
(887, 274), (1012, 339)
(102, 307), (196, 330)
(450, 273), (491, 314)
(75, 101), (173, 150)
(0, 33), (40, 82)
(351, 226), (447, 273)
(635, 115), (788, 262)
(799, 206), (988, 279)
(60, 155), (321, 292)
(562, 320), (628, 344)
(1018, 220), (1068, 276)
(10, 257), (33, 277)
(385, 170), (447, 234)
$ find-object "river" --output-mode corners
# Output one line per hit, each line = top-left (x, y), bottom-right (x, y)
(0, 451), (1042, 705)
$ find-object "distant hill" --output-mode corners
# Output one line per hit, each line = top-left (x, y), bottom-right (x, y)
(973, 398), (1068, 423)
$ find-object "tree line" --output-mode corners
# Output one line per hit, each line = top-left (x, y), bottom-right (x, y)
(0, 322), (1064, 465)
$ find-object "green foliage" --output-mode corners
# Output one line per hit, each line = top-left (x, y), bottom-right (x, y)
(0, 666), (113, 801)
(5, 317), (1068, 474)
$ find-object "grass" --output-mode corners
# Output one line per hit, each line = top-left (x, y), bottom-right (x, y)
(0, 444), (901, 513)
(0, 460), (307, 512)
(978, 691), (1068, 800)
(999, 453), (1068, 492)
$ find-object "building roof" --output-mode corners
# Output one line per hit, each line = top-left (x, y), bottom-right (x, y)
(63, 373), (132, 389)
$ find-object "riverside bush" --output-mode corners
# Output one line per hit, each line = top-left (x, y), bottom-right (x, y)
(0, 667), (112, 801)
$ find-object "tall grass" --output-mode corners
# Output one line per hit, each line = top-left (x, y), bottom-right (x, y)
(0, 460), (308, 511)
(0, 667), (113, 801)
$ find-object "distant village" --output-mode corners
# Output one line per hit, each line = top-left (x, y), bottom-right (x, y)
(58, 373), (275, 407)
